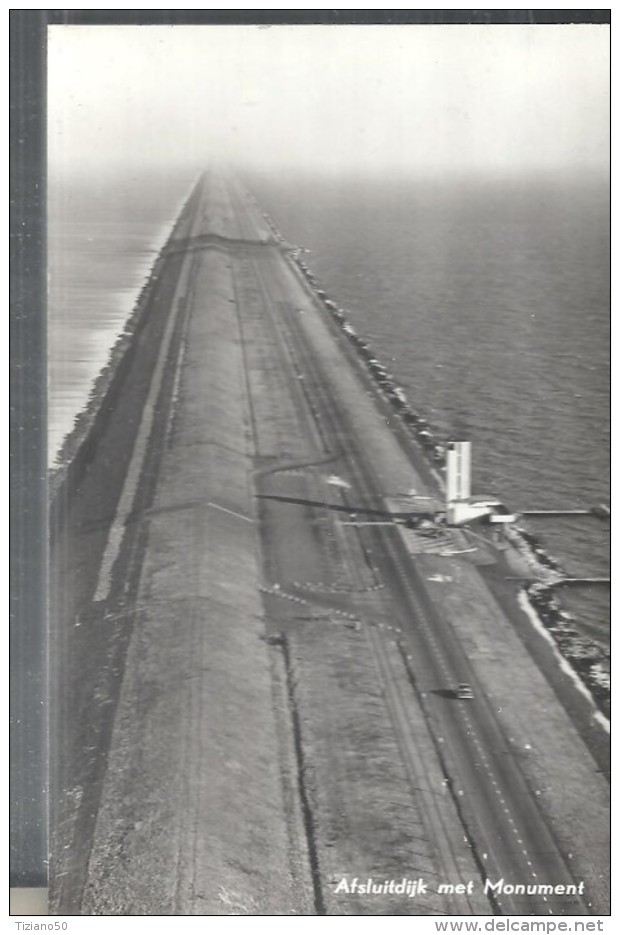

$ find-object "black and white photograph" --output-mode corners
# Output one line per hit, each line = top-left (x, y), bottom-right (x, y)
(11, 10), (610, 922)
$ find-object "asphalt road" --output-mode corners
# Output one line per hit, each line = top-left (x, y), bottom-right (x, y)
(225, 178), (592, 915)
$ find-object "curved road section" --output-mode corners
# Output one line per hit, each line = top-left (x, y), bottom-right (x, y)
(49, 169), (609, 916)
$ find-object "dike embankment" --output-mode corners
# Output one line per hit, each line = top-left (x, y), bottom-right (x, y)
(81, 243), (305, 914)
(250, 190), (609, 911)
(270, 210), (610, 736)
(51, 172), (309, 915)
(51, 170), (609, 915)
(49, 177), (208, 914)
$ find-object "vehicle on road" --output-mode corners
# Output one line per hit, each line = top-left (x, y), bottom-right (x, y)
(456, 683), (474, 700)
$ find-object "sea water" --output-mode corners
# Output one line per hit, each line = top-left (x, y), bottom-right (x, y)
(48, 169), (195, 461)
(47, 168), (610, 654)
(249, 170), (610, 650)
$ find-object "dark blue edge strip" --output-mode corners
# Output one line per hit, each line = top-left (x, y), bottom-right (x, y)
(10, 12), (48, 887)
(8, 5), (610, 892)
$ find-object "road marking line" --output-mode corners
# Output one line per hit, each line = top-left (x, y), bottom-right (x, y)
(284, 328), (542, 888)
(207, 501), (254, 523)
(165, 295), (192, 447)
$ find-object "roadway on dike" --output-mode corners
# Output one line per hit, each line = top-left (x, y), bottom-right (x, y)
(49, 170), (609, 916)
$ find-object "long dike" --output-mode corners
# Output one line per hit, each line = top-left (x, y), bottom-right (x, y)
(274, 225), (610, 723)
(49, 170), (609, 915)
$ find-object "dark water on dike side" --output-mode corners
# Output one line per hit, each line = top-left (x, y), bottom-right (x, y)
(48, 168), (610, 657)
(246, 170), (610, 653)
(48, 170), (195, 461)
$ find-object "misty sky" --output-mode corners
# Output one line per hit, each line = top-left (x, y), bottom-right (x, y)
(48, 24), (609, 180)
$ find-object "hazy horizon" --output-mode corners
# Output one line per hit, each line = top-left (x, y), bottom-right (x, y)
(48, 24), (609, 184)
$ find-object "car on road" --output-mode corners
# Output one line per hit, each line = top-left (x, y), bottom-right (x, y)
(456, 683), (474, 700)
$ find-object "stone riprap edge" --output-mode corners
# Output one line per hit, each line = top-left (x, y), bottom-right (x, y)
(257, 199), (610, 717)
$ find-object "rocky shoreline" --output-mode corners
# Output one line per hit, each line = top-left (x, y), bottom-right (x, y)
(259, 204), (610, 721)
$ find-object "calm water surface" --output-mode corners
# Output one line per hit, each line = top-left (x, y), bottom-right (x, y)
(48, 168), (610, 650)
(48, 171), (195, 460)
(247, 170), (610, 647)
